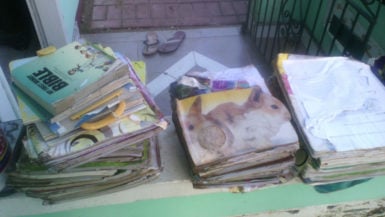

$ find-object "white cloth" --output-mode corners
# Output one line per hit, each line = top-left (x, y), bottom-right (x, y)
(283, 57), (385, 151)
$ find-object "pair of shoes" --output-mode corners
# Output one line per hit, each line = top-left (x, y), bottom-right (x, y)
(142, 31), (186, 56)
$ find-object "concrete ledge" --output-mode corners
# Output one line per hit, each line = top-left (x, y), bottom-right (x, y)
(1, 119), (385, 217)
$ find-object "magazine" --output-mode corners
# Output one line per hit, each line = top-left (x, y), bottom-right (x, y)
(175, 86), (298, 167)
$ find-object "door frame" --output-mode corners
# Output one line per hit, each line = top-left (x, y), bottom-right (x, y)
(26, 0), (79, 48)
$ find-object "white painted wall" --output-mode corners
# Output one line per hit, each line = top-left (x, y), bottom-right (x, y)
(26, 0), (79, 48)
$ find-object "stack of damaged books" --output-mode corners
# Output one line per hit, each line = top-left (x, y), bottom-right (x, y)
(170, 65), (299, 190)
(274, 53), (385, 185)
(6, 41), (167, 203)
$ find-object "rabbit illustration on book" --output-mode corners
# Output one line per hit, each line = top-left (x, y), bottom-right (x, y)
(184, 86), (291, 159)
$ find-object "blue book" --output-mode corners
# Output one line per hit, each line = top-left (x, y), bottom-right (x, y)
(11, 41), (127, 115)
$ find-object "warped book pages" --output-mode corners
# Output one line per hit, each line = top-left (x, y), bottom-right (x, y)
(11, 41), (127, 115)
(44, 83), (146, 138)
(299, 155), (385, 185)
(193, 144), (298, 178)
(275, 53), (385, 184)
(15, 77), (143, 141)
(10, 53), (146, 141)
(23, 104), (164, 171)
(175, 86), (298, 167)
(276, 53), (385, 158)
(21, 61), (167, 171)
(9, 57), (148, 127)
(12, 69), (132, 126)
(173, 83), (299, 188)
(49, 73), (132, 123)
(7, 136), (161, 204)
(191, 157), (295, 189)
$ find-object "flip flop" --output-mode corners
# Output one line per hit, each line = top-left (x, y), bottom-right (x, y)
(142, 31), (159, 56)
(158, 31), (186, 54)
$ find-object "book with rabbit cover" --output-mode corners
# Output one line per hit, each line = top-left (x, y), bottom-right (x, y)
(175, 86), (299, 169)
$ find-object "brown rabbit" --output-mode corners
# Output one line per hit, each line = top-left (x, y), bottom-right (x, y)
(184, 86), (291, 162)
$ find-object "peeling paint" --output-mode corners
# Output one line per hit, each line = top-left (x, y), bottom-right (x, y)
(236, 199), (385, 217)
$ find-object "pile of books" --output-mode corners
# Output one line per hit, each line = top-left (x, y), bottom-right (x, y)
(170, 65), (299, 190)
(6, 41), (167, 203)
(274, 53), (385, 186)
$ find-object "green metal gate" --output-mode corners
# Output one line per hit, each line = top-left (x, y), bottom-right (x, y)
(244, 0), (383, 64)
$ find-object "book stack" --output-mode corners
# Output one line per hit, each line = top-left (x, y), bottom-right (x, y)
(6, 41), (168, 203)
(170, 65), (299, 190)
(273, 53), (385, 186)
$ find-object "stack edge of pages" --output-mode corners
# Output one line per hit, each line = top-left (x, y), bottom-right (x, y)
(274, 53), (385, 186)
(6, 41), (168, 203)
(170, 65), (299, 190)
(8, 137), (161, 204)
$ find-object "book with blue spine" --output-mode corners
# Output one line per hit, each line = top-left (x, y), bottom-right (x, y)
(11, 41), (127, 115)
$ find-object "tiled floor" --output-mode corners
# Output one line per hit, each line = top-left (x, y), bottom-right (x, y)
(78, 0), (249, 33)
(81, 26), (270, 116)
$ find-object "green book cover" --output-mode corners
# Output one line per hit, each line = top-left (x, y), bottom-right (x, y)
(11, 41), (117, 115)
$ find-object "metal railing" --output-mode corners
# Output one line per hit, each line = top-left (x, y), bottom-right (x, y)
(244, 0), (383, 64)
